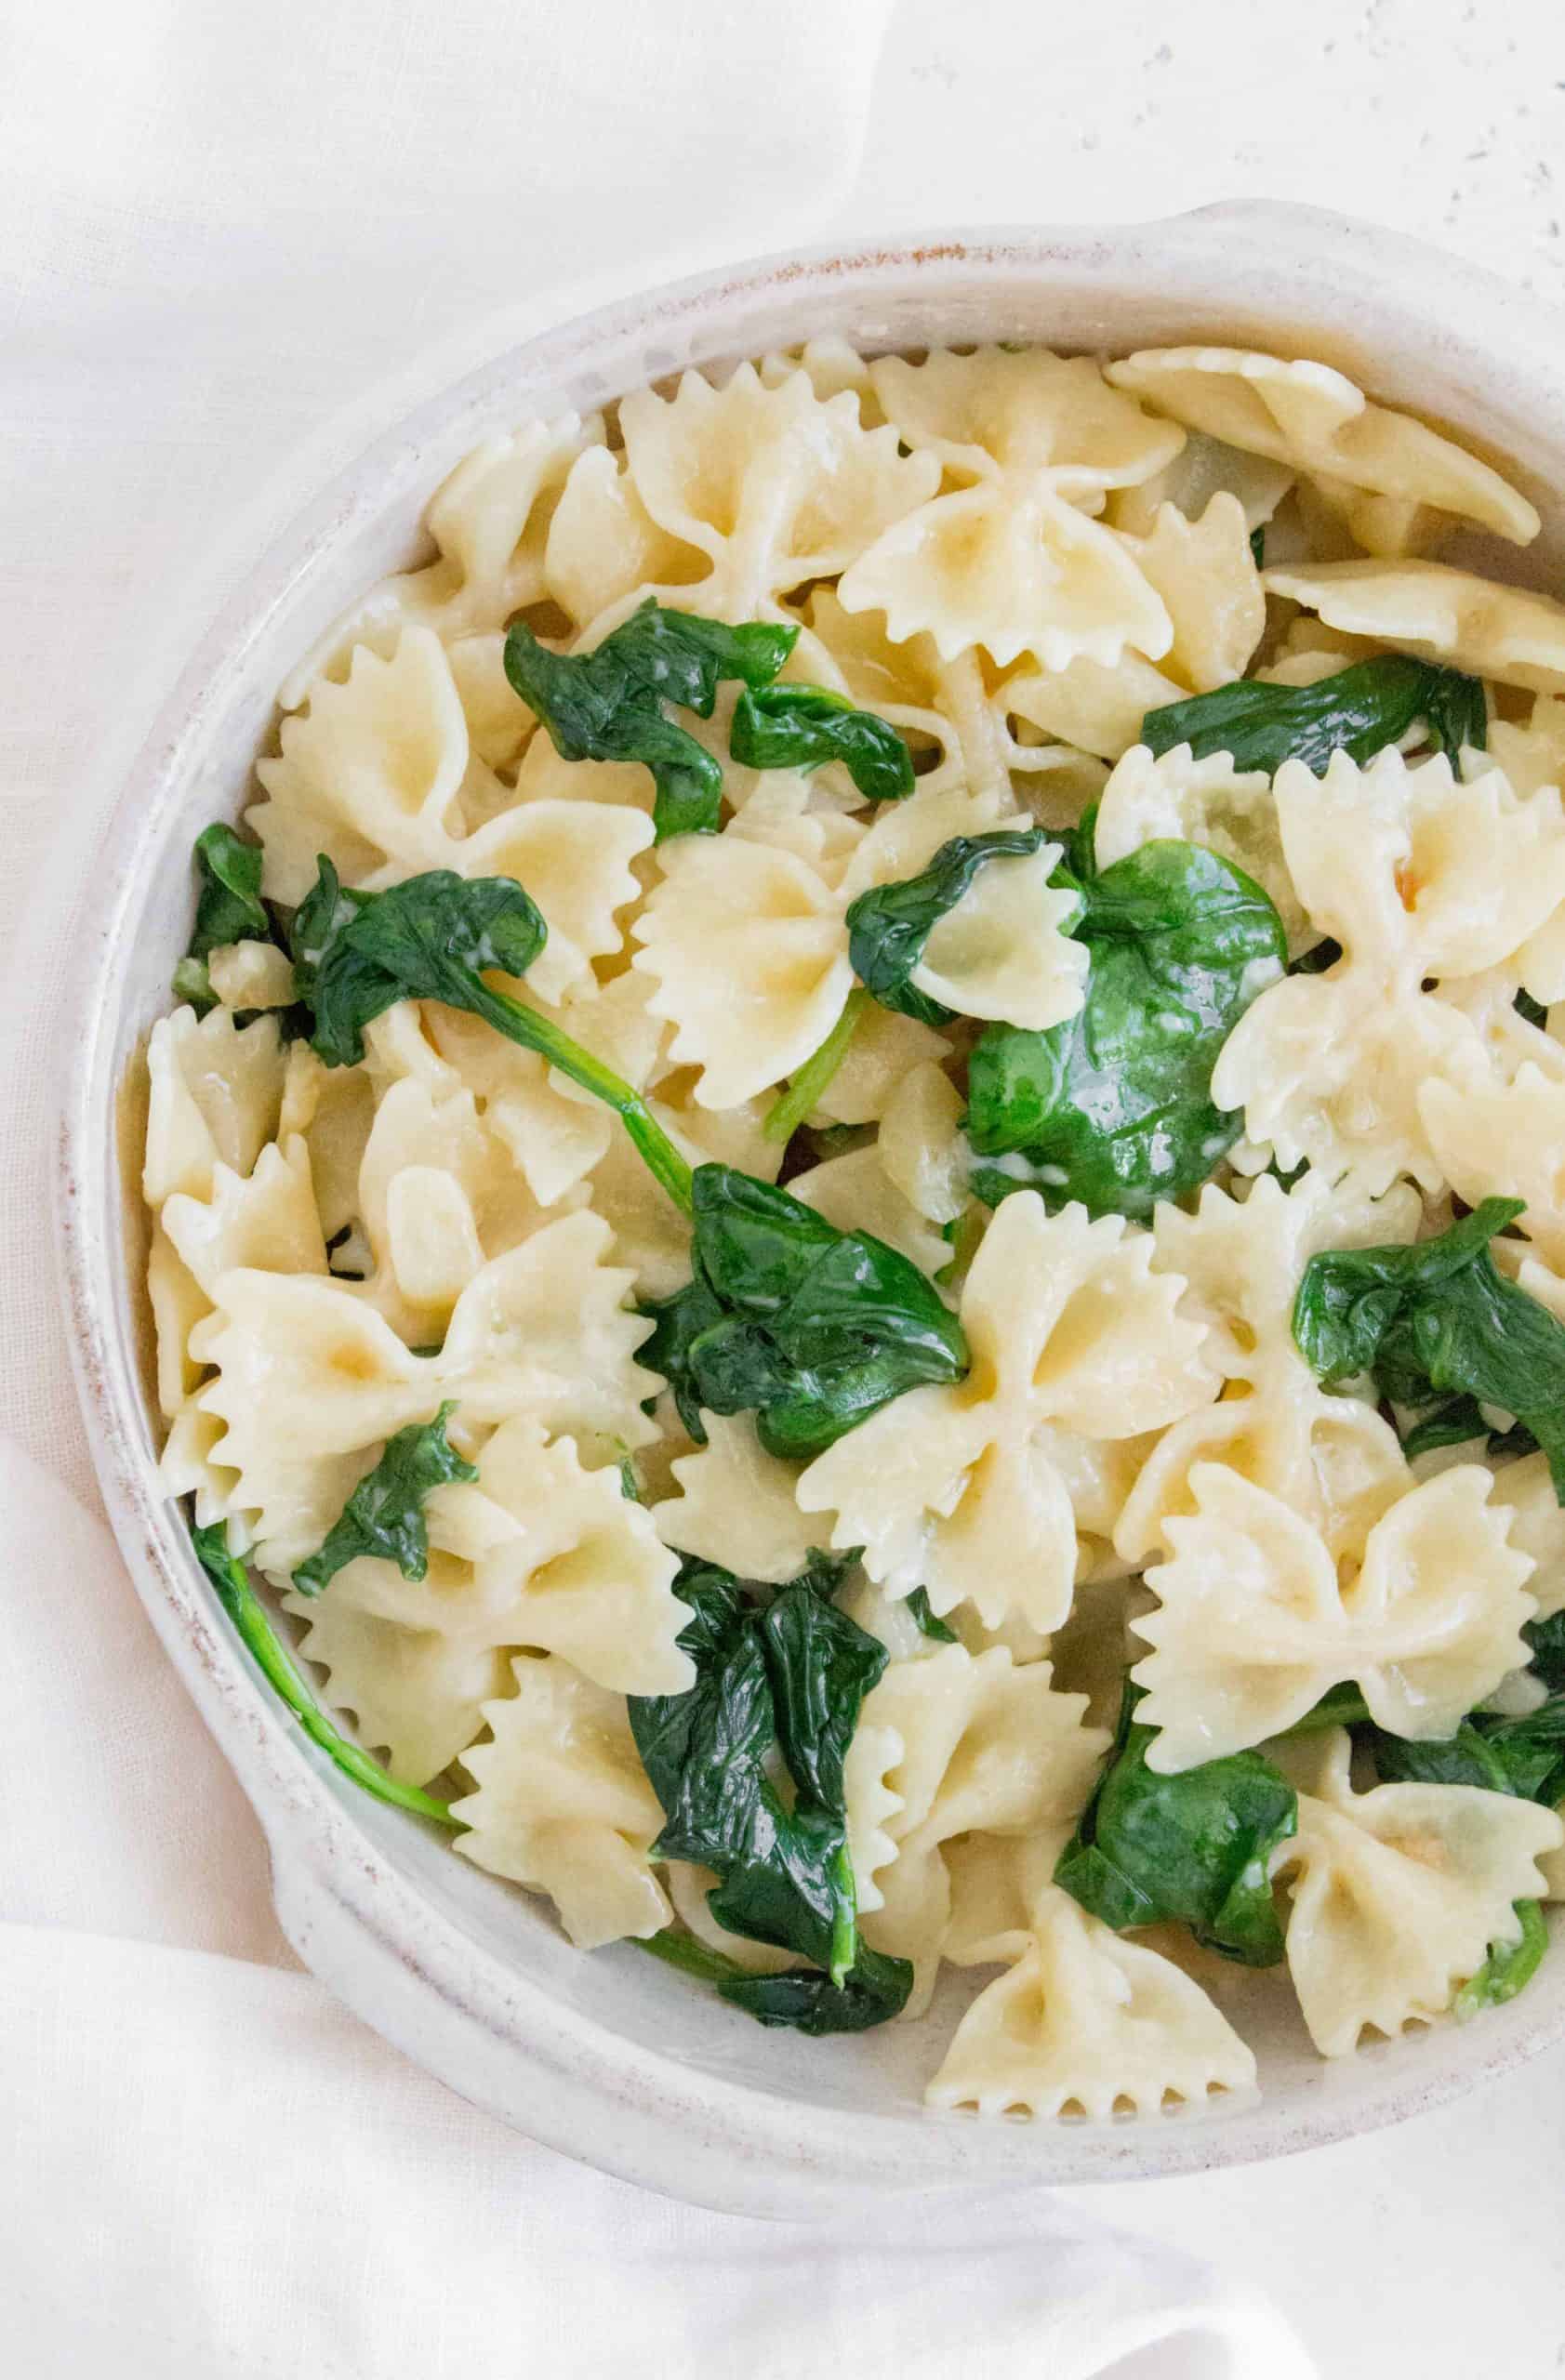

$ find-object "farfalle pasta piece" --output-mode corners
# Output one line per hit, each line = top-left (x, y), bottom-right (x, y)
(143, 1006), (285, 1208)
(452, 1653), (672, 1948)
(630, 833), (854, 1108)
(206, 940), (298, 1012)
(1117, 495), (1266, 693)
(803, 588), (1011, 801)
(617, 362), (939, 621)
(838, 347), (1181, 670)
(926, 1885), (1255, 2120)
(160, 1134), (326, 1298)
(279, 416), (602, 701)
(1265, 558), (1565, 697)
(1003, 650), (1184, 764)
(874, 1059), (967, 1228)
(651, 1412), (831, 1586)
(633, 782), (1008, 1108)
(1489, 694), (1565, 798)
(1492, 1452), (1565, 1622)
(1094, 743), (1306, 948)
(1419, 1063), (1565, 1269)
(278, 1041), (378, 1240)
(903, 841), (1089, 1033)
(1116, 1172), (1417, 1565)
(251, 628), (476, 902)
(1210, 748), (1565, 1191)
(469, 1417), (693, 1696)
(542, 442), (706, 631)
(1133, 1462), (1535, 1771)
(1107, 425), (1295, 540)
(1273, 1730), (1561, 2057)
(192, 1210), (659, 1572)
(796, 1193), (1215, 1633)
(1107, 348), (1539, 546)
(283, 1551), (519, 1787)
(846, 1643), (1107, 2009)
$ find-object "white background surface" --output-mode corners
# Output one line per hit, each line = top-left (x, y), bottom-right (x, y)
(6, 3), (1565, 2373)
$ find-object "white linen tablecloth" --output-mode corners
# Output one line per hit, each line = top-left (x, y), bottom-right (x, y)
(6, 4), (1565, 2373)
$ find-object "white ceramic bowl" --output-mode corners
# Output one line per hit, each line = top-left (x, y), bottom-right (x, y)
(60, 204), (1565, 2218)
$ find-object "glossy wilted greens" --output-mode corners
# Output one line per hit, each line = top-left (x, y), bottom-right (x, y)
(292, 1402), (477, 1596)
(172, 822), (277, 1011)
(290, 862), (696, 1213)
(1366, 1701), (1565, 1810)
(729, 681), (914, 802)
(1054, 1683), (1296, 1964)
(844, 827), (1052, 1026)
(640, 1164), (968, 1460)
(192, 1523), (458, 1825)
(504, 599), (798, 839)
(906, 1586), (958, 1644)
(965, 839), (1285, 1220)
(1142, 653), (1488, 775)
(1293, 1197), (1565, 1497)
(629, 1553), (911, 2030)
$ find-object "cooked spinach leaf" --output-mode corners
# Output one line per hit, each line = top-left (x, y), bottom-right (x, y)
(1054, 1682), (1295, 1965)
(504, 599), (797, 839)
(965, 839), (1285, 1220)
(292, 1402), (477, 1596)
(845, 828), (1051, 1027)
(192, 1521), (458, 1824)
(1248, 524), (1266, 570)
(1141, 654), (1488, 775)
(290, 861), (696, 1213)
(1293, 1197), (1565, 1497)
(636, 1927), (912, 2031)
(1526, 1610), (1565, 1693)
(729, 682), (914, 802)
(1367, 1700), (1565, 1808)
(1454, 1900), (1549, 2020)
(906, 1586), (958, 1644)
(173, 823), (280, 1012)
(1517, 987), (1550, 1031)
(636, 1276), (723, 1443)
(629, 1554), (911, 2026)
(646, 1163), (968, 1461)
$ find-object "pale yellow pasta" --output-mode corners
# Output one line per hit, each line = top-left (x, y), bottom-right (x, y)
(142, 336), (1565, 2120)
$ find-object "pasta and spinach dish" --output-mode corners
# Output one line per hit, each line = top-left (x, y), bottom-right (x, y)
(139, 338), (1565, 2120)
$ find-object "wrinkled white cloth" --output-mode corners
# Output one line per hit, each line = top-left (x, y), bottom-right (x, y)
(7, 5), (1561, 2374)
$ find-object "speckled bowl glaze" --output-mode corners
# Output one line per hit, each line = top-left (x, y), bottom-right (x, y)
(58, 205), (1565, 2217)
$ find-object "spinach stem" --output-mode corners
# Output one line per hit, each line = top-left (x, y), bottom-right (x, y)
(199, 1530), (459, 1826)
(631, 1930), (749, 1986)
(477, 983), (695, 1214)
(1454, 1898), (1548, 2019)
(763, 988), (869, 1146)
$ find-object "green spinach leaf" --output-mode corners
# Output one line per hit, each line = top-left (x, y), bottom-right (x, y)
(651, 1163), (968, 1460)
(636, 1928), (912, 2032)
(1367, 1701), (1565, 1809)
(729, 682), (914, 802)
(629, 1554), (912, 2024)
(174, 823), (279, 1012)
(1526, 1610), (1565, 1693)
(504, 599), (797, 840)
(290, 861), (696, 1212)
(907, 1586), (958, 1644)
(965, 840), (1286, 1220)
(1141, 654), (1488, 775)
(845, 828), (1051, 1026)
(1292, 1197), (1565, 1497)
(1054, 1682), (1295, 1965)
(292, 1402), (477, 1596)
(192, 1521), (458, 1824)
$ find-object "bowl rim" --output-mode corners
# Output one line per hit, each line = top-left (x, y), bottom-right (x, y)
(56, 203), (1565, 2213)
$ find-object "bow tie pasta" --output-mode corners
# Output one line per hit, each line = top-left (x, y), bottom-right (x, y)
(142, 330), (1565, 2120)
(1273, 1731), (1562, 2057)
